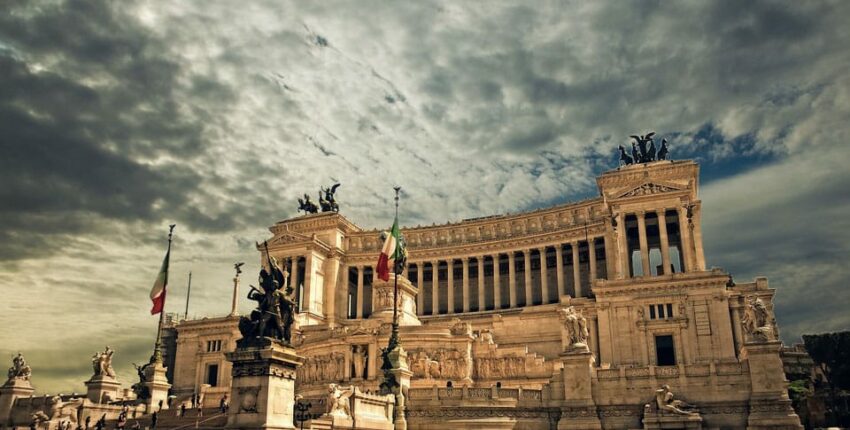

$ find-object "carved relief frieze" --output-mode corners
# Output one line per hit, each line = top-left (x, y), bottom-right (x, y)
(409, 348), (471, 380)
(296, 352), (346, 383)
(617, 182), (681, 199)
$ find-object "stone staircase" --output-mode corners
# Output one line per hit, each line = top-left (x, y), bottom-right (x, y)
(115, 408), (227, 430)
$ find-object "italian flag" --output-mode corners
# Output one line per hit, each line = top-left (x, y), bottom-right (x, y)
(376, 217), (402, 281)
(149, 247), (171, 315)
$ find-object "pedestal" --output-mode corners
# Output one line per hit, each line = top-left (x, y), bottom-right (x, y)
(85, 375), (121, 404)
(0, 378), (34, 426)
(226, 338), (302, 430)
(558, 349), (602, 430)
(386, 347), (412, 430)
(143, 362), (171, 411)
(370, 274), (421, 326)
(741, 341), (803, 430)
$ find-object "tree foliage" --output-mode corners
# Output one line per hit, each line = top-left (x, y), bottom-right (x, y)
(803, 331), (850, 391)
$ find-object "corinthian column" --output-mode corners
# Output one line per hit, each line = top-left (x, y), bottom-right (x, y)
(637, 211), (650, 276)
(492, 254), (501, 309)
(477, 256), (485, 311)
(555, 245), (565, 297)
(677, 206), (694, 272)
(657, 210), (672, 274)
(571, 242), (582, 298)
(523, 249), (532, 306)
(356, 265), (364, 319)
(588, 238), (597, 287)
(539, 247), (549, 304)
(447, 259), (455, 314)
(417, 262), (425, 315)
(462, 258), (470, 312)
(431, 260), (440, 315)
(508, 252), (517, 308)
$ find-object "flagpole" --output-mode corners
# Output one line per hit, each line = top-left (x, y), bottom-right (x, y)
(150, 224), (175, 364)
(184, 271), (192, 321)
(391, 186), (401, 349)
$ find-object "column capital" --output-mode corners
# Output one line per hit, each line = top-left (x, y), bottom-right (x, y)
(521, 248), (530, 255)
(588, 236), (596, 245)
(636, 210), (646, 217)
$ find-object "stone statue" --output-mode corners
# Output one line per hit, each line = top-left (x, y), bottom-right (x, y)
(131, 362), (150, 400)
(326, 384), (353, 417)
(352, 346), (367, 379)
(742, 296), (774, 342)
(7, 352), (32, 382)
(618, 145), (634, 166)
(297, 194), (319, 214)
(561, 307), (589, 350)
(238, 244), (298, 345)
(655, 385), (697, 415)
(319, 183), (341, 212)
(631, 141), (640, 165)
(91, 346), (116, 378)
(657, 138), (669, 160)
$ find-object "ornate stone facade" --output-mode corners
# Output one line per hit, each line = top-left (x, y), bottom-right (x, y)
(162, 159), (802, 429)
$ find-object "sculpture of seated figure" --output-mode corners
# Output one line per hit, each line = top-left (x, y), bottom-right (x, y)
(656, 385), (697, 416)
(327, 383), (353, 418)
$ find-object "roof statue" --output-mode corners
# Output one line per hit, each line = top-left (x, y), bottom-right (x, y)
(90, 346), (116, 378)
(298, 193), (319, 214)
(620, 131), (670, 166)
(319, 183), (341, 212)
(6, 352), (31, 382)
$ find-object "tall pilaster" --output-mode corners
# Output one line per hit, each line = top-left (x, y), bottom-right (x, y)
(523, 249), (532, 306)
(508, 253), (517, 308)
(291, 256), (301, 310)
(571, 242), (582, 298)
(616, 213), (629, 279)
(657, 210), (672, 275)
(692, 203), (706, 270)
(555, 245), (565, 297)
(539, 247), (549, 304)
(636, 211), (651, 276)
(355, 265), (364, 319)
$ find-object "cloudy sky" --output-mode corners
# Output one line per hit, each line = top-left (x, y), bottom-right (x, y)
(1, 0), (849, 394)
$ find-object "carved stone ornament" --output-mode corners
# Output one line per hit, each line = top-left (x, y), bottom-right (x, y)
(238, 387), (260, 413)
(619, 182), (679, 198)
(6, 352), (32, 382)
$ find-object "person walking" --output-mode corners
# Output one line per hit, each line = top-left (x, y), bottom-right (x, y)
(219, 396), (227, 414)
(180, 403), (186, 418)
(150, 412), (158, 430)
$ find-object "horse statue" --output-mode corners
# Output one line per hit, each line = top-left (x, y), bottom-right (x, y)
(618, 145), (634, 166)
(629, 132), (656, 163)
(319, 183), (341, 212)
(297, 193), (319, 214)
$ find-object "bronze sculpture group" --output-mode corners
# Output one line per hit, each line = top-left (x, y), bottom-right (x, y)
(238, 242), (298, 345)
(298, 183), (341, 214)
(619, 132), (670, 166)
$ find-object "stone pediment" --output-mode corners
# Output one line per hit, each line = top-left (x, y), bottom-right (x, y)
(268, 231), (312, 246)
(616, 182), (683, 199)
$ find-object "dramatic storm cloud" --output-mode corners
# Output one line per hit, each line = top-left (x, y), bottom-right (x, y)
(1, 0), (848, 393)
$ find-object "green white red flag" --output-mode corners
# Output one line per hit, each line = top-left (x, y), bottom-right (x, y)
(149, 246), (171, 315)
(376, 216), (402, 281)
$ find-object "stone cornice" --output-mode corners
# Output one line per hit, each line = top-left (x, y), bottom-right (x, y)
(593, 270), (730, 298)
(269, 212), (361, 235)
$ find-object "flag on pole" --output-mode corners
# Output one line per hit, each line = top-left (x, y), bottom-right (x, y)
(376, 216), (403, 281)
(149, 247), (171, 315)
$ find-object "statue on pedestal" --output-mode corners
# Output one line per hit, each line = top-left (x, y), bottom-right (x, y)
(6, 352), (32, 382)
(319, 183), (341, 212)
(352, 346), (367, 379)
(560, 307), (589, 350)
(238, 244), (298, 345)
(654, 385), (698, 416)
(131, 363), (150, 400)
(91, 347), (116, 378)
(742, 296), (774, 342)
(326, 384), (353, 417)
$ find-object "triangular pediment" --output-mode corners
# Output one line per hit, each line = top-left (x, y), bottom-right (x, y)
(617, 182), (683, 198)
(269, 231), (311, 245)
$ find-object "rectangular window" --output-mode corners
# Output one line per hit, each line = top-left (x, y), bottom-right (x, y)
(666, 303), (674, 318)
(649, 305), (656, 320)
(206, 340), (222, 352)
(206, 363), (219, 387)
(655, 335), (676, 366)
(657, 304), (665, 319)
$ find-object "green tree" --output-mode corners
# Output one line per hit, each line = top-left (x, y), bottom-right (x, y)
(803, 331), (850, 426)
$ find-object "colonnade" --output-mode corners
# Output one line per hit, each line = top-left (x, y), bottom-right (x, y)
(346, 239), (604, 318)
(618, 206), (699, 278)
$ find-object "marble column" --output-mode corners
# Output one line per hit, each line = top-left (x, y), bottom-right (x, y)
(477, 256), (485, 312)
(588, 239), (597, 287)
(677, 206), (694, 272)
(539, 247), (549, 304)
(555, 246), (565, 297)
(731, 303), (744, 355)
(416, 263), (425, 316)
(356, 265), (364, 319)
(431, 260), (440, 315)
(508, 252), (517, 308)
(637, 211), (651, 276)
(657, 210), (672, 274)
(462, 258), (470, 312)
(447, 259), (455, 314)
(693, 205), (706, 271)
(523, 249), (532, 306)
(616, 213), (629, 279)
(291, 256), (301, 309)
(571, 242), (582, 298)
(492, 254), (501, 310)
(590, 316), (600, 364)
(340, 266), (350, 320)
